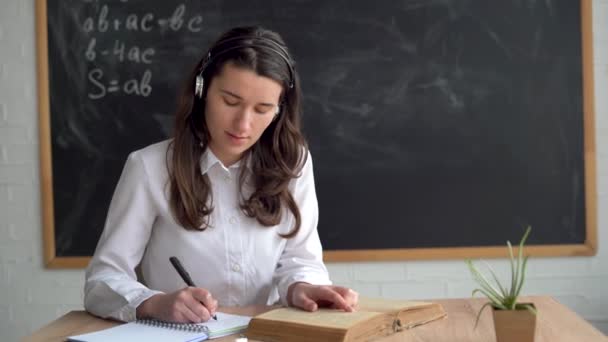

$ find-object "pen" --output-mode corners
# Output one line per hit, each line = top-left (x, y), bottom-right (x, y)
(169, 256), (218, 321)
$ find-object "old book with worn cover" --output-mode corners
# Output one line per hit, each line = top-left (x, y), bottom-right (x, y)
(246, 297), (447, 342)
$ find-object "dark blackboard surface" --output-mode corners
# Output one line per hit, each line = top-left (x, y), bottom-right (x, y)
(44, 0), (587, 258)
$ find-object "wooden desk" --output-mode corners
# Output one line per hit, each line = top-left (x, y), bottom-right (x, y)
(24, 296), (607, 342)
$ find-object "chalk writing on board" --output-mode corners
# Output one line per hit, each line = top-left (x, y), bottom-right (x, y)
(85, 39), (155, 64)
(87, 68), (152, 99)
(81, 4), (203, 33)
(81, 3), (203, 99)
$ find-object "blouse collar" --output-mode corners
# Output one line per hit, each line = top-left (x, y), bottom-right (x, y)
(199, 147), (249, 175)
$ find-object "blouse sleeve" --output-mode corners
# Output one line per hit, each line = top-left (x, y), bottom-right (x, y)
(274, 151), (332, 306)
(84, 151), (163, 322)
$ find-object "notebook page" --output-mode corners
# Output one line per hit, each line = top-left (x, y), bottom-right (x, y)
(67, 321), (208, 342)
(202, 312), (252, 338)
(68, 312), (251, 342)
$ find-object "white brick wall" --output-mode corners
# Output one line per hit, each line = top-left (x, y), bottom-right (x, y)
(1, 0), (607, 340)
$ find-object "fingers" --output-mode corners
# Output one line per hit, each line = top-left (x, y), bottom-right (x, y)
(174, 300), (206, 323)
(293, 290), (318, 311)
(331, 286), (359, 308)
(292, 284), (357, 312)
(172, 288), (217, 323)
(314, 286), (353, 312)
(191, 287), (219, 314)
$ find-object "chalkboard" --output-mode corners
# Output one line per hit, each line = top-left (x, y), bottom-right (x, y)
(36, 0), (596, 268)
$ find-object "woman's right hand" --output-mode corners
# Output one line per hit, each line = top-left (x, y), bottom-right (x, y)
(136, 287), (218, 323)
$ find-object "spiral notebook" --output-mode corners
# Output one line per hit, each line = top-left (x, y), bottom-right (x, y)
(67, 312), (251, 342)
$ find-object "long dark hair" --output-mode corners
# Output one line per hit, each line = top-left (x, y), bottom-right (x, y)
(168, 26), (307, 238)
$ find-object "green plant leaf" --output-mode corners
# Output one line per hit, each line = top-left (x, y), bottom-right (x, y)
(474, 302), (494, 329)
(507, 240), (517, 299)
(472, 288), (508, 310)
(512, 227), (531, 304)
(519, 226), (532, 248)
(466, 260), (505, 302)
(508, 227), (531, 299)
(516, 303), (537, 315)
(514, 255), (529, 299)
(481, 260), (507, 298)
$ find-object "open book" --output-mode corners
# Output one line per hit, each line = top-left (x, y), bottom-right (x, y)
(67, 312), (251, 342)
(246, 297), (446, 342)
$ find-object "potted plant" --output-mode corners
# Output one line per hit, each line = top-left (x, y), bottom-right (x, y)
(466, 226), (537, 342)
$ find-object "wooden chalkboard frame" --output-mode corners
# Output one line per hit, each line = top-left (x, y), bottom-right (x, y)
(36, 0), (597, 268)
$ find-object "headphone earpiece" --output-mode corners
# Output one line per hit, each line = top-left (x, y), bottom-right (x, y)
(194, 52), (211, 99)
(195, 74), (205, 99)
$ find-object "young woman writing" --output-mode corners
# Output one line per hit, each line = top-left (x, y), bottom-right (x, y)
(84, 26), (358, 324)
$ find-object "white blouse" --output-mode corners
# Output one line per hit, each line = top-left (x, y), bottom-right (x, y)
(84, 140), (331, 322)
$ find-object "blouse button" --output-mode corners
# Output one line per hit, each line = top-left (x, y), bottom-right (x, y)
(229, 216), (237, 224)
(232, 263), (241, 272)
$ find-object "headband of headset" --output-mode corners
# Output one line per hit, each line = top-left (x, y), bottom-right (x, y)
(194, 36), (295, 98)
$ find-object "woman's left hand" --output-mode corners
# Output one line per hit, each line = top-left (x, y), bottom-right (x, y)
(288, 282), (359, 312)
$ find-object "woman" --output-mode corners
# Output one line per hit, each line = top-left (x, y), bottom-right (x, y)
(84, 26), (358, 323)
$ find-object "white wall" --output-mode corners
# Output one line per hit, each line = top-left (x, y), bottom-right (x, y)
(1, 1), (607, 340)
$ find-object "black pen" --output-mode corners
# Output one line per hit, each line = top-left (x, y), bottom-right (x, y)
(169, 256), (218, 321)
